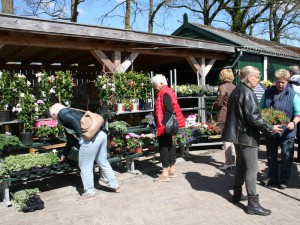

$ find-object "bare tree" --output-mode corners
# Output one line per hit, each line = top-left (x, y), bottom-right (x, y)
(20, 0), (86, 22)
(267, 0), (300, 43)
(1, 0), (14, 14)
(167, 0), (231, 26)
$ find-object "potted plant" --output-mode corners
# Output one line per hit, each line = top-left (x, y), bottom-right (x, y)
(125, 133), (143, 152)
(34, 72), (56, 117)
(55, 70), (74, 106)
(0, 70), (14, 121)
(13, 92), (38, 145)
(141, 113), (156, 128)
(12, 188), (44, 212)
(35, 125), (59, 143)
(0, 132), (24, 158)
(261, 107), (289, 125)
(2, 154), (32, 178)
(108, 120), (129, 134)
(94, 73), (114, 112)
(204, 85), (218, 96)
(110, 136), (125, 150)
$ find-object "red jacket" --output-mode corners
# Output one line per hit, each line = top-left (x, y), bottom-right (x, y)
(155, 86), (185, 136)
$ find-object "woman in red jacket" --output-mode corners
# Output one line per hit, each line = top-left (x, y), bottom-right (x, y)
(151, 74), (185, 182)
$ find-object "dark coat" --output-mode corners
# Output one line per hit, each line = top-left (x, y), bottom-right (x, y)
(222, 82), (273, 147)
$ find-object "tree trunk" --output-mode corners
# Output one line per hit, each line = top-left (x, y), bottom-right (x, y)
(125, 0), (131, 29)
(1, 0), (14, 14)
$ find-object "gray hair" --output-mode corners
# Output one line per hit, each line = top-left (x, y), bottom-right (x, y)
(49, 103), (67, 117)
(275, 69), (290, 80)
(238, 66), (260, 82)
(151, 74), (168, 85)
(289, 65), (299, 76)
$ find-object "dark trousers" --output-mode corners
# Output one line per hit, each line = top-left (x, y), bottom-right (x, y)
(158, 133), (176, 168)
(265, 136), (294, 182)
(233, 144), (258, 196)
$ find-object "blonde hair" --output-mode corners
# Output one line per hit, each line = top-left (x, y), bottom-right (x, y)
(49, 103), (67, 118)
(151, 74), (168, 85)
(275, 69), (290, 80)
(238, 66), (260, 82)
(219, 69), (234, 82)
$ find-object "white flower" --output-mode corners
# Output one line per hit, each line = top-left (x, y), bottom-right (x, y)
(20, 93), (25, 97)
(35, 72), (42, 77)
(111, 87), (115, 91)
(13, 88), (17, 92)
(41, 91), (46, 97)
(38, 77), (42, 83)
(0, 71), (2, 77)
(50, 88), (55, 93)
(27, 80), (31, 86)
(35, 107), (39, 112)
(102, 84), (107, 89)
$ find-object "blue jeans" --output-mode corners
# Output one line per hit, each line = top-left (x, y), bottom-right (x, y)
(265, 136), (295, 182)
(79, 131), (118, 195)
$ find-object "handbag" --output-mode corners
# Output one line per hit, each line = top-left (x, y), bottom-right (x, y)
(71, 108), (105, 141)
(165, 112), (179, 136)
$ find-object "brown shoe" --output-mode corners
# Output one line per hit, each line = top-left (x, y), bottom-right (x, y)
(154, 175), (170, 182)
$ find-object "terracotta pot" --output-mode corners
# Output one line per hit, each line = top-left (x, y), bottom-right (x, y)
(136, 147), (143, 153)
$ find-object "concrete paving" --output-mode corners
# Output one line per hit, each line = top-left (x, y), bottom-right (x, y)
(1, 145), (300, 225)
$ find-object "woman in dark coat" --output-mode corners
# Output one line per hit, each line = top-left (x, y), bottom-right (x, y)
(222, 66), (282, 216)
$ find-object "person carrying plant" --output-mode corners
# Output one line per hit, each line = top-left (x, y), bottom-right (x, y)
(151, 74), (185, 182)
(49, 103), (120, 202)
(260, 68), (300, 190)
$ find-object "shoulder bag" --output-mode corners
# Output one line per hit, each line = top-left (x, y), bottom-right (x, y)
(165, 111), (179, 136)
(70, 108), (105, 141)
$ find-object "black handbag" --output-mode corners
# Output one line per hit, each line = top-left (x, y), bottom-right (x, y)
(165, 112), (179, 135)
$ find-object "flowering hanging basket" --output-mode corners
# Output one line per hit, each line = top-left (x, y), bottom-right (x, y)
(261, 108), (289, 125)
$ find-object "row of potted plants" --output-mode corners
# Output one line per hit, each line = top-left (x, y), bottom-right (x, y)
(173, 122), (221, 146)
(12, 188), (44, 212)
(0, 153), (60, 178)
(94, 72), (153, 111)
(172, 84), (218, 97)
(0, 70), (74, 137)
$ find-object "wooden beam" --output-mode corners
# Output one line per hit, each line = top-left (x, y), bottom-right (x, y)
(112, 51), (121, 70)
(116, 52), (139, 72)
(90, 50), (115, 73)
(0, 34), (229, 59)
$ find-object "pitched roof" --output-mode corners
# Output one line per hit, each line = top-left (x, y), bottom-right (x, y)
(172, 15), (300, 60)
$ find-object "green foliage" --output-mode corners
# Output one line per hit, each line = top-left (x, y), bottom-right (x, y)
(110, 136), (124, 148)
(261, 107), (290, 125)
(108, 121), (129, 133)
(67, 146), (79, 161)
(35, 125), (62, 138)
(173, 128), (193, 145)
(0, 133), (23, 152)
(13, 92), (38, 133)
(55, 71), (74, 106)
(13, 188), (40, 210)
(1, 153), (59, 174)
(35, 71), (56, 116)
(125, 134), (143, 149)
(0, 70), (14, 110)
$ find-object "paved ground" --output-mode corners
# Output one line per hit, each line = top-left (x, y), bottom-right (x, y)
(1, 144), (300, 225)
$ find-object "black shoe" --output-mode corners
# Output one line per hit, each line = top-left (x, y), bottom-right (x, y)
(279, 180), (287, 189)
(247, 195), (271, 216)
(260, 178), (278, 187)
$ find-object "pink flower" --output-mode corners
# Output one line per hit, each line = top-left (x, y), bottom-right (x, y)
(125, 135), (130, 139)
(37, 99), (44, 104)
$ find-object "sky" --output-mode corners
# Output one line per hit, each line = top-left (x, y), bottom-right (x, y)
(0, 0), (299, 47)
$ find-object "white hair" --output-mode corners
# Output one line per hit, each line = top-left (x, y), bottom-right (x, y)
(151, 74), (168, 85)
(49, 103), (67, 117)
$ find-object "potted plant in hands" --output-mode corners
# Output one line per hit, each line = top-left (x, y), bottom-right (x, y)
(0, 132), (24, 158)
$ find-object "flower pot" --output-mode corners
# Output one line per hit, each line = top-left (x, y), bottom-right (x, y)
(21, 132), (34, 146)
(136, 147), (143, 153)
(131, 103), (139, 111)
(115, 103), (125, 112)
(144, 102), (152, 110)
(0, 110), (11, 122)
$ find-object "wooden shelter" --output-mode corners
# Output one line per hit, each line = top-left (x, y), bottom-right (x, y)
(0, 13), (235, 85)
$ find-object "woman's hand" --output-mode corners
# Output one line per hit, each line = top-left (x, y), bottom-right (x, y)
(286, 121), (296, 130)
(272, 125), (283, 134)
